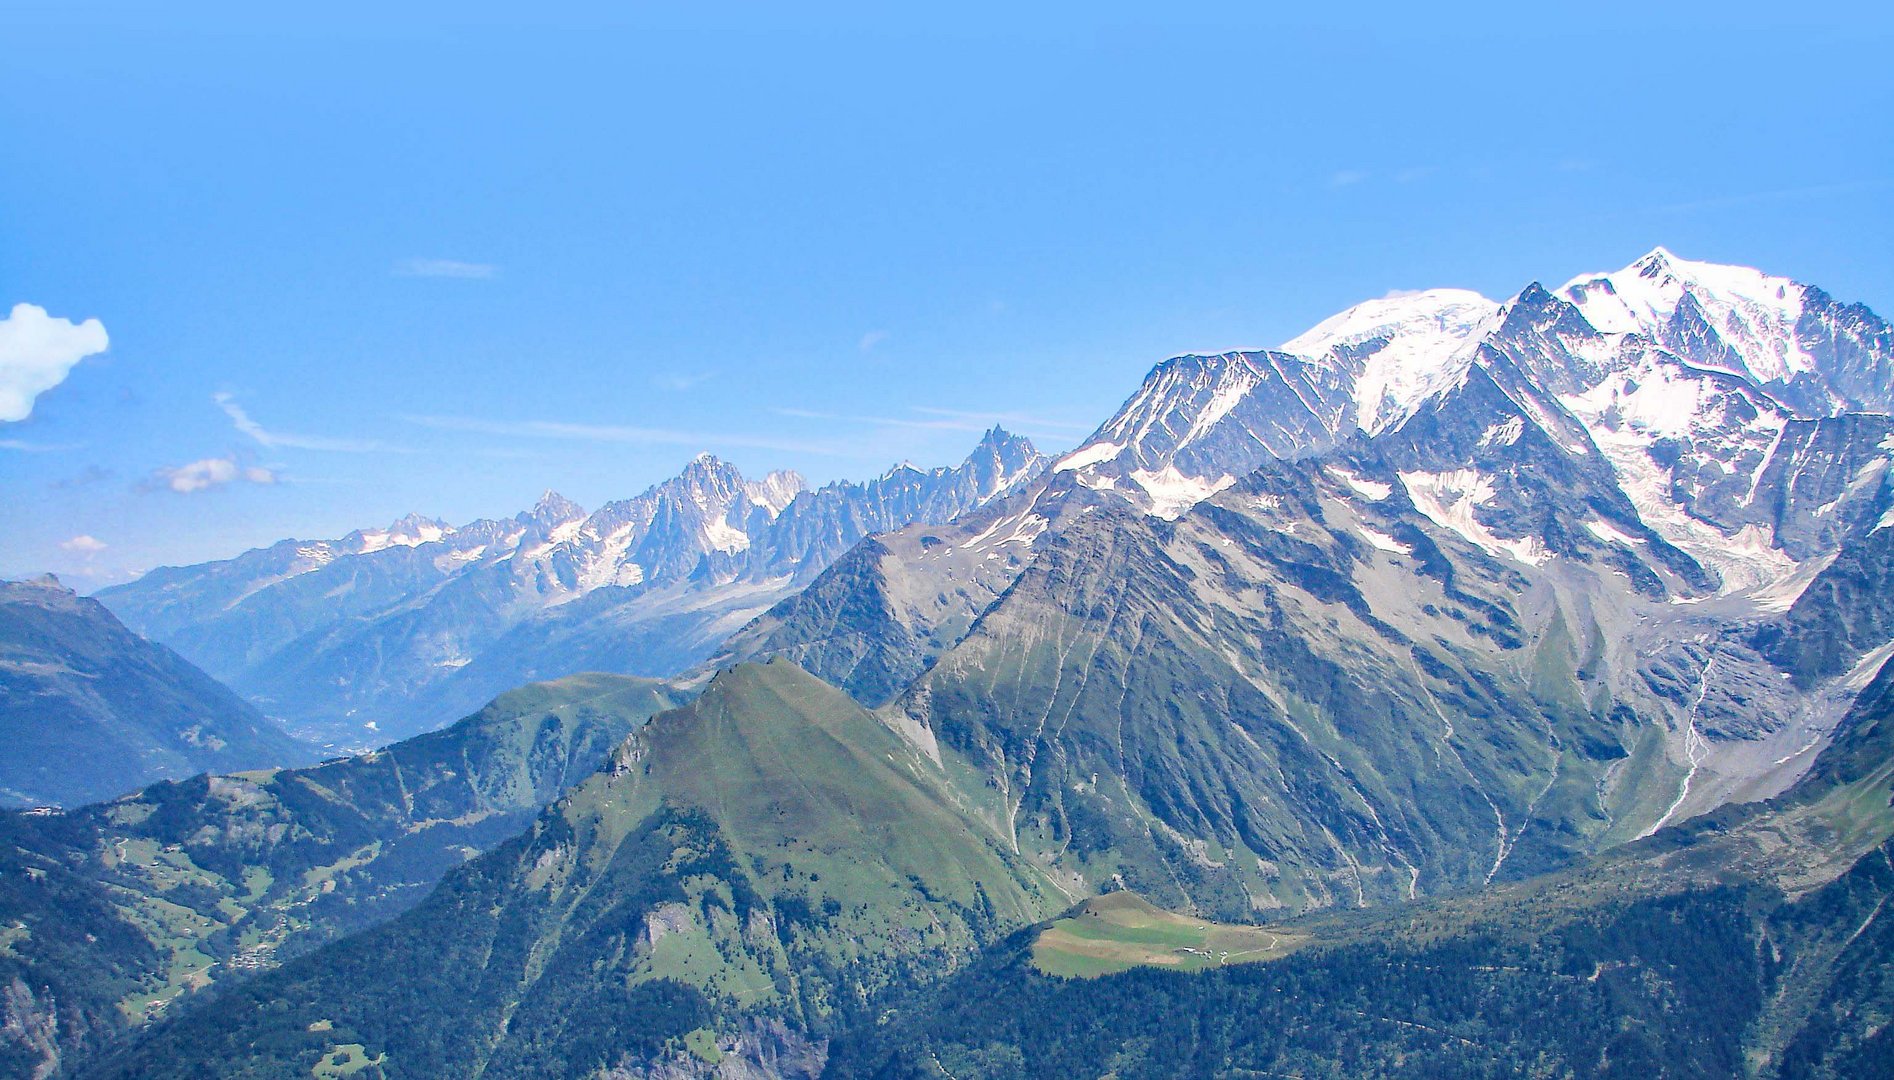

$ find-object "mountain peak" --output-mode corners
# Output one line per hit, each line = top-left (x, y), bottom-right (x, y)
(743, 470), (806, 515)
(673, 452), (747, 498)
(1281, 287), (1498, 360)
(1561, 247), (1817, 385)
(518, 488), (583, 530)
(1279, 288), (1499, 437)
(386, 512), (448, 534)
(523, 490), (585, 525)
(1633, 245), (1677, 274)
(975, 425), (1030, 452)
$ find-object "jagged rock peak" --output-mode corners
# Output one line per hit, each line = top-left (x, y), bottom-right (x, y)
(744, 470), (807, 515)
(519, 490), (586, 528)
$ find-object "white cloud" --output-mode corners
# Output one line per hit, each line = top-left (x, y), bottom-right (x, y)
(151, 456), (278, 494)
(214, 392), (401, 452)
(394, 258), (498, 279)
(653, 370), (718, 392)
(859, 330), (890, 353)
(60, 534), (107, 554)
(1381, 288), (1427, 300)
(1328, 170), (1369, 188)
(0, 303), (110, 422)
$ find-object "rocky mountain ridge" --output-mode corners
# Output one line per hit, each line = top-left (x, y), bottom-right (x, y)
(97, 428), (1047, 744)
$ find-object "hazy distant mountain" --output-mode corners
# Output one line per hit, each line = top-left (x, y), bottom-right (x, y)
(0, 576), (309, 808)
(97, 428), (1046, 744)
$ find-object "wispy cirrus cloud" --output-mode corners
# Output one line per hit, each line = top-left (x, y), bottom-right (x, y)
(0, 437), (85, 452)
(653, 370), (718, 392)
(1647, 179), (1886, 215)
(147, 456), (278, 494)
(910, 407), (1092, 435)
(775, 405), (1089, 442)
(858, 330), (890, 353)
(215, 392), (405, 453)
(393, 258), (498, 279)
(1328, 169), (1369, 188)
(0, 303), (109, 422)
(400, 413), (839, 456)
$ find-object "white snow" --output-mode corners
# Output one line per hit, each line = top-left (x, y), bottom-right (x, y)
(702, 516), (751, 554)
(1583, 519), (1644, 546)
(1356, 525), (1412, 554)
(1331, 468), (1392, 501)
(1398, 469), (1553, 566)
(1747, 550), (1837, 614)
(1563, 373), (1800, 594)
(1130, 466), (1236, 520)
(744, 470), (806, 515)
(1479, 417), (1524, 448)
(1560, 247), (1814, 384)
(1054, 440), (1126, 472)
(1178, 365), (1262, 448)
(1280, 288), (1500, 435)
(965, 509), (1050, 550)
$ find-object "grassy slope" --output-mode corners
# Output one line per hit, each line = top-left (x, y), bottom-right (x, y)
(1030, 891), (1301, 978)
(827, 656), (1894, 1078)
(81, 661), (1064, 1079)
(0, 672), (681, 1080)
(898, 462), (1666, 918)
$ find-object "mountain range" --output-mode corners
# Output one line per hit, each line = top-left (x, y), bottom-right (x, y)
(96, 428), (1046, 745)
(6, 247), (1893, 1078)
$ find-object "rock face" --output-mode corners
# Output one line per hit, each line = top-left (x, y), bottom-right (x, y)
(723, 248), (1894, 914)
(0, 576), (309, 808)
(96, 429), (1046, 745)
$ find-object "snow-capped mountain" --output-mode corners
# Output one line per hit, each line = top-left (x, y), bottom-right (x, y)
(98, 428), (1047, 744)
(728, 249), (1894, 882)
(1561, 247), (1894, 417)
(1280, 287), (1501, 435)
(1049, 248), (1894, 601)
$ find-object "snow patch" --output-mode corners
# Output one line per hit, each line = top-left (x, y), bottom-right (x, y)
(1130, 467), (1236, 520)
(1332, 468), (1392, 501)
(1398, 469), (1553, 566)
(1479, 417), (1524, 448)
(1583, 519), (1644, 546)
(1055, 441), (1125, 472)
(702, 516), (751, 554)
(1356, 525), (1412, 555)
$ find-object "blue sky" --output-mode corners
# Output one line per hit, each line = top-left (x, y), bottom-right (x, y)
(4, 1), (1891, 586)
